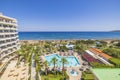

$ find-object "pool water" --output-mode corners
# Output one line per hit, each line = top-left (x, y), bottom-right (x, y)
(70, 69), (79, 76)
(45, 54), (80, 67)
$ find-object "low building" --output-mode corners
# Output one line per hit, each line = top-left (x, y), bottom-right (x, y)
(65, 44), (74, 50)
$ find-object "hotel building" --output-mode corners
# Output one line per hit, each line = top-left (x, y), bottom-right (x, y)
(0, 13), (19, 74)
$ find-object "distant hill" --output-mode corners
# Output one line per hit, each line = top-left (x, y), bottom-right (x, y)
(111, 30), (120, 32)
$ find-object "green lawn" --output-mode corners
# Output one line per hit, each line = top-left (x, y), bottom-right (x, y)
(41, 73), (68, 80)
(82, 70), (95, 80)
(92, 68), (120, 80)
(83, 74), (94, 80)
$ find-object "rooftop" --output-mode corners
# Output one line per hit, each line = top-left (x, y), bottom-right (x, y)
(0, 12), (17, 21)
(89, 48), (112, 60)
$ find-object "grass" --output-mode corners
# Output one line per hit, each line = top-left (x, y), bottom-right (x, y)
(83, 74), (94, 80)
(41, 72), (69, 80)
(41, 74), (64, 80)
(92, 68), (120, 80)
(81, 70), (95, 80)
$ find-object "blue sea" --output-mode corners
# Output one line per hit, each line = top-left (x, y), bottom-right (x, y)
(18, 32), (120, 40)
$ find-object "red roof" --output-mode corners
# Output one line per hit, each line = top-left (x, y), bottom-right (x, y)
(89, 48), (112, 60)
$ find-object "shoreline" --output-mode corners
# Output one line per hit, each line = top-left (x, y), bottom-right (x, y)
(19, 39), (120, 44)
(19, 38), (120, 41)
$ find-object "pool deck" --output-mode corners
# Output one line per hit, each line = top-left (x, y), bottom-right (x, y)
(66, 53), (84, 80)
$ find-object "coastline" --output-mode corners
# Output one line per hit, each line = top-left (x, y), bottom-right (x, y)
(19, 38), (120, 41)
(19, 39), (120, 45)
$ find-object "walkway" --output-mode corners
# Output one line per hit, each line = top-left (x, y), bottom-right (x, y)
(31, 53), (36, 80)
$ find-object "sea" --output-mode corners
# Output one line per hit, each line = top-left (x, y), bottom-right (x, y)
(18, 32), (120, 40)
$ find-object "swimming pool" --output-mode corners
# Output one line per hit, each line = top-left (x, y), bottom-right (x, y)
(69, 69), (79, 76)
(45, 54), (80, 67)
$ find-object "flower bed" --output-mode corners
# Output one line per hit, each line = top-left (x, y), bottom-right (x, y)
(82, 53), (98, 63)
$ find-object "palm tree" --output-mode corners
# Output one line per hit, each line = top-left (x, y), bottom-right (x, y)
(51, 57), (58, 70)
(43, 60), (49, 75)
(15, 49), (22, 66)
(61, 58), (68, 75)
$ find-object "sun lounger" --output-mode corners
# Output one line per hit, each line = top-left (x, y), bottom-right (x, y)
(8, 72), (13, 77)
(10, 68), (15, 72)
(22, 71), (26, 74)
(22, 67), (26, 71)
(21, 75), (25, 80)
(14, 72), (19, 76)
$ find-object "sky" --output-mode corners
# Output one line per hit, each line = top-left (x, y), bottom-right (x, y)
(0, 0), (120, 31)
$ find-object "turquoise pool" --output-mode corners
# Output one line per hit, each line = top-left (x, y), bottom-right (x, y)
(45, 54), (80, 67)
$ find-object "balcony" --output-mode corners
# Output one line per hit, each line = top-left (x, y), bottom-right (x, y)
(0, 45), (18, 52)
(0, 32), (18, 35)
(4, 27), (17, 30)
(0, 36), (18, 41)
(0, 27), (4, 29)
(0, 26), (17, 30)
(0, 55), (16, 75)
(0, 41), (17, 47)
(0, 49), (16, 61)
(0, 21), (17, 26)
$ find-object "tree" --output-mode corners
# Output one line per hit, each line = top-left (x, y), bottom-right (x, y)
(61, 58), (68, 75)
(99, 40), (107, 47)
(116, 42), (120, 47)
(85, 39), (95, 45)
(59, 45), (67, 52)
(15, 49), (22, 66)
(51, 57), (58, 70)
(43, 60), (49, 75)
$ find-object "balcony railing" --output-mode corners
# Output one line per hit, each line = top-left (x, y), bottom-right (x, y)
(0, 32), (18, 35)
(1, 45), (18, 52)
(0, 21), (17, 26)
(0, 36), (18, 41)
(0, 55), (17, 76)
(0, 41), (17, 47)
(0, 27), (17, 30)
(0, 49), (17, 61)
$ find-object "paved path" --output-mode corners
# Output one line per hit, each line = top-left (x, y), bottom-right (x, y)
(31, 53), (36, 80)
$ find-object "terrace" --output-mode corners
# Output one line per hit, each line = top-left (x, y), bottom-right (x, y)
(0, 60), (28, 80)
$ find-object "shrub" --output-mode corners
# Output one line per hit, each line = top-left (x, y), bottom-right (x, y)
(84, 70), (92, 74)
(91, 62), (114, 68)
(102, 48), (120, 58)
(81, 70), (95, 80)
(44, 78), (49, 80)
(109, 58), (120, 67)
(59, 78), (65, 80)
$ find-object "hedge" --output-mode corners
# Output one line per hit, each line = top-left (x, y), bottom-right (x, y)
(81, 70), (94, 80)
(109, 58), (120, 67)
(91, 62), (114, 68)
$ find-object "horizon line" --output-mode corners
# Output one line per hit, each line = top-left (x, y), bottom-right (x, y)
(18, 31), (112, 32)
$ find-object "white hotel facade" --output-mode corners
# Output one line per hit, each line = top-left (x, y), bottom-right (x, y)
(0, 13), (19, 73)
